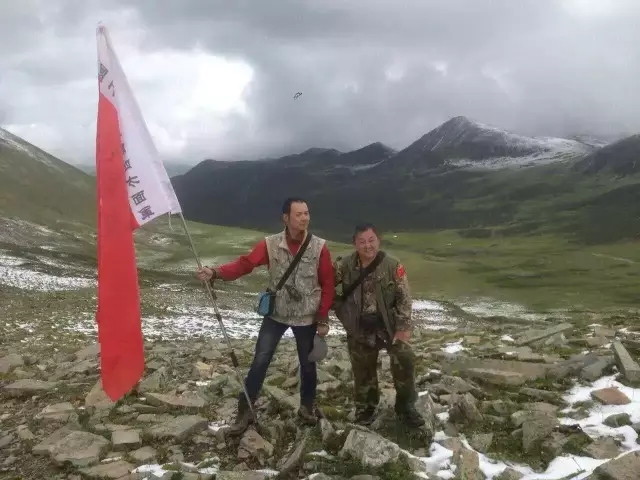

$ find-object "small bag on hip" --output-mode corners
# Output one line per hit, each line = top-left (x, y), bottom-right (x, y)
(255, 233), (313, 317)
(256, 290), (276, 316)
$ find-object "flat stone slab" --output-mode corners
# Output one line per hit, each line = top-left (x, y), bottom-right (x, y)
(581, 357), (615, 382)
(612, 341), (640, 384)
(591, 387), (631, 406)
(592, 450), (640, 479)
(145, 392), (207, 411)
(85, 380), (116, 410)
(434, 354), (552, 380)
(112, 429), (141, 451)
(465, 368), (527, 386)
(145, 415), (208, 441)
(32, 426), (78, 455)
(49, 431), (110, 467)
(514, 323), (573, 346)
(35, 402), (76, 422)
(264, 385), (300, 411)
(3, 379), (58, 397)
(0, 354), (24, 374)
(80, 460), (135, 479)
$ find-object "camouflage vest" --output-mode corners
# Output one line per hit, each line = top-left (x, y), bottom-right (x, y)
(265, 230), (326, 326)
(335, 251), (400, 339)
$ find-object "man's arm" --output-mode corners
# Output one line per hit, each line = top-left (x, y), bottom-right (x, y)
(333, 256), (344, 287)
(212, 239), (269, 281)
(393, 263), (412, 333)
(315, 244), (335, 322)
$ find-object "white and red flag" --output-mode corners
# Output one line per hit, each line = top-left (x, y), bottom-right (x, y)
(95, 24), (182, 401)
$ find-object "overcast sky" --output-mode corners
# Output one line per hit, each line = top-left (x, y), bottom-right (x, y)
(1, 0), (639, 164)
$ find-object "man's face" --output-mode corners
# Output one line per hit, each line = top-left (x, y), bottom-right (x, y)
(284, 201), (310, 232)
(354, 228), (380, 260)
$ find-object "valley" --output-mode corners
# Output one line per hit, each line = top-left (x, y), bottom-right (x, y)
(1, 120), (640, 479)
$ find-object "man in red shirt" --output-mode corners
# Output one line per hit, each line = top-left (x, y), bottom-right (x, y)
(196, 197), (335, 436)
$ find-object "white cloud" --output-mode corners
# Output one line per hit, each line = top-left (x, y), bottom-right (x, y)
(1, 8), (253, 164)
(2, 1), (640, 164)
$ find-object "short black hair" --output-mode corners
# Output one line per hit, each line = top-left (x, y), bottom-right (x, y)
(352, 222), (379, 242)
(282, 197), (308, 215)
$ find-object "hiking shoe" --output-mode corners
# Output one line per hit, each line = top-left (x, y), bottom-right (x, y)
(396, 406), (425, 428)
(354, 407), (376, 426)
(297, 404), (323, 426)
(227, 402), (255, 436)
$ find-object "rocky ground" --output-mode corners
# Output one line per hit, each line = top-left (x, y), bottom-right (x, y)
(2, 317), (640, 480)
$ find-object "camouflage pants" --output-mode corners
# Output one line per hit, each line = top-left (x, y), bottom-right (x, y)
(346, 334), (418, 414)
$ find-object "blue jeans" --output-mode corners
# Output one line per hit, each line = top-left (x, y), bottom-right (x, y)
(238, 316), (318, 408)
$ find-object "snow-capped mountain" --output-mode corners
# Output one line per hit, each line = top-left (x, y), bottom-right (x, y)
(396, 116), (595, 170)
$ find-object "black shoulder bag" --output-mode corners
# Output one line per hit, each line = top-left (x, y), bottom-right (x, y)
(256, 233), (313, 316)
(337, 251), (386, 302)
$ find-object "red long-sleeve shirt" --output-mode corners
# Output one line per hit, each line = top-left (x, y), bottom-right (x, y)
(215, 237), (335, 318)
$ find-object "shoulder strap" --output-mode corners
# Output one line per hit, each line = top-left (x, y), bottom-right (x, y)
(273, 232), (314, 291)
(341, 251), (386, 299)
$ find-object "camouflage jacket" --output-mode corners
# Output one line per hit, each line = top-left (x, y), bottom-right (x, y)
(333, 251), (412, 344)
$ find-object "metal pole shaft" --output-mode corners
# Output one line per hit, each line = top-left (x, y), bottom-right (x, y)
(176, 213), (258, 425)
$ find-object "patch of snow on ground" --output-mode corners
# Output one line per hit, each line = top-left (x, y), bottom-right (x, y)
(133, 463), (278, 478)
(0, 217), (65, 246)
(171, 257), (230, 273)
(66, 300), (457, 340)
(0, 254), (26, 267)
(457, 298), (554, 322)
(442, 339), (466, 354)
(412, 374), (640, 479)
(132, 461), (220, 478)
(34, 255), (73, 269)
(413, 300), (458, 331)
(560, 375), (640, 452)
(0, 260), (95, 291)
(413, 300), (445, 311)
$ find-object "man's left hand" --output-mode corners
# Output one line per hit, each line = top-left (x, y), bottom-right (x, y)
(317, 324), (330, 337)
(393, 330), (410, 344)
(316, 315), (330, 337)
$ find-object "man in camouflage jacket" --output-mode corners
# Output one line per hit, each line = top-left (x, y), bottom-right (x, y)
(333, 223), (424, 427)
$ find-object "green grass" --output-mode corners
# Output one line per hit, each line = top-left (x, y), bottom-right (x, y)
(0, 142), (95, 228)
(383, 229), (640, 312)
(6, 212), (640, 325)
(3, 131), (640, 323)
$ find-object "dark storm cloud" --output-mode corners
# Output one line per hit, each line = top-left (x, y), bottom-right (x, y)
(2, 0), (640, 162)
(108, 0), (640, 159)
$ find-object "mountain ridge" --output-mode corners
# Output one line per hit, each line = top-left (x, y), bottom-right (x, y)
(171, 116), (640, 244)
(3, 117), (640, 246)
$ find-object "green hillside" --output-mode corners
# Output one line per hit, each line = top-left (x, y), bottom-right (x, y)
(2, 125), (640, 322)
(0, 128), (95, 228)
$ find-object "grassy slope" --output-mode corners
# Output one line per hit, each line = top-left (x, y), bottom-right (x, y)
(0, 142), (95, 227)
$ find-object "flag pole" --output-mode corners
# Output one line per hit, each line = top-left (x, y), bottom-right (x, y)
(175, 212), (258, 426)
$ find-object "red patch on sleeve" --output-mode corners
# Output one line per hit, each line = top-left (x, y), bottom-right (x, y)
(395, 264), (406, 279)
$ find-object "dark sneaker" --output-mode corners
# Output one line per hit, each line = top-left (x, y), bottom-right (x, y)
(297, 404), (323, 426)
(354, 407), (376, 426)
(227, 402), (255, 436)
(396, 406), (425, 428)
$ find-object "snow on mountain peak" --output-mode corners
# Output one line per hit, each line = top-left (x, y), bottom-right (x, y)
(402, 116), (596, 169)
(0, 127), (62, 171)
(422, 116), (589, 154)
